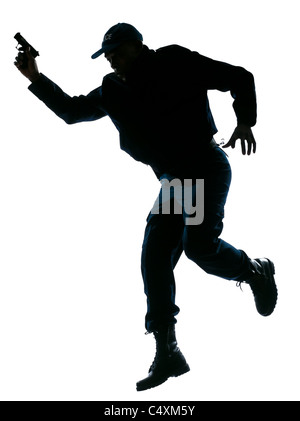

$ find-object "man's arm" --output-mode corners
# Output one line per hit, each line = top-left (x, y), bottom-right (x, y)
(15, 48), (107, 124)
(189, 50), (257, 155)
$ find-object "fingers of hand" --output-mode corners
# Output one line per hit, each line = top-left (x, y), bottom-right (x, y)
(14, 47), (34, 70)
(222, 135), (236, 149)
(241, 139), (246, 155)
(251, 137), (257, 154)
(222, 129), (256, 155)
(244, 132), (256, 155)
(14, 52), (25, 69)
(239, 136), (255, 155)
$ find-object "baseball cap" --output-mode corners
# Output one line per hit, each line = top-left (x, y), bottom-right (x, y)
(91, 23), (143, 59)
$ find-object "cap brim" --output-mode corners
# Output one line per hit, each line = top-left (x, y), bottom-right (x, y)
(91, 49), (104, 59)
(91, 42), (123, 59)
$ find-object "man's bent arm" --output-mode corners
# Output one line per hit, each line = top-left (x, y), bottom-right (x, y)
(15, 47), (106, 124)
(190, 49), (257, 154)
(189, 50), (257, 128)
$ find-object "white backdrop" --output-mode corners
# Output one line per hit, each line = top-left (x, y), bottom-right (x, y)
(1, 0), (299, 401)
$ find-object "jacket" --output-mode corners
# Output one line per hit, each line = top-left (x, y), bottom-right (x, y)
(28, 44), (257, 178)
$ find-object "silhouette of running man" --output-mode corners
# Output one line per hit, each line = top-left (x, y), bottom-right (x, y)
(15, 23), (278, 391)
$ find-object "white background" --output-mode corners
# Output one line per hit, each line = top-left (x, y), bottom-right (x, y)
(1, 0), (299, 401)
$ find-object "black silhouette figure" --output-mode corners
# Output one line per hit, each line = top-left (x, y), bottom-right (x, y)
(15, 23), (278, 391)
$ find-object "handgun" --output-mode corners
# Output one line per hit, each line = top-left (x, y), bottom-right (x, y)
(14, 32), (39, 68)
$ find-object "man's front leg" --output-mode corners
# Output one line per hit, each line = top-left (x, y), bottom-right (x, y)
(141, 211), (183, 332)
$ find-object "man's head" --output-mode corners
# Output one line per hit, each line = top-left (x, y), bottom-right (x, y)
(104, 40), (143, 81)
(92, 23), (144, 80)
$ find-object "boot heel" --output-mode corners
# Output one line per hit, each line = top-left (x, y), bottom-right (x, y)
(267, 259), (275, 275)
(173, 363), (190, 378)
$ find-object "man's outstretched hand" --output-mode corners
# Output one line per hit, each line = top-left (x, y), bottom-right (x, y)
(223, 124), (256, 155)
(14, 47), (40, 83)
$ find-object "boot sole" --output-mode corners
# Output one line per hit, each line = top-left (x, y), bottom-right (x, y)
(136, 363), (190, 392)
(264, 258), (278, 315)
(255, 258), (278, 316)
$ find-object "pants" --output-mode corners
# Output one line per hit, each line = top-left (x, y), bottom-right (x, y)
(141, 145), (252, 332)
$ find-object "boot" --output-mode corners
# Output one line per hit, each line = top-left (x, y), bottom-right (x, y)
(242, 258), (278, 316)
(136, 324), (190, 391)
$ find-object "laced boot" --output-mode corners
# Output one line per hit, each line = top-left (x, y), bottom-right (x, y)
(241, 258), (278, 316)
(136, 324), (190, 391)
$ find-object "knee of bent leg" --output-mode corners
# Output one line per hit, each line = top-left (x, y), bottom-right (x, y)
(183, 229), (217, 261)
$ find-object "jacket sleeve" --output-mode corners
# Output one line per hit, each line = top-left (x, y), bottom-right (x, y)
(28, 73), (107, 124)
(190, 50), (257, 127)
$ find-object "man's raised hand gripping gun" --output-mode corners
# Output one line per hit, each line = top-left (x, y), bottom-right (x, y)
(14, 33), (40, 82)
(14, 33), (39, 68)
